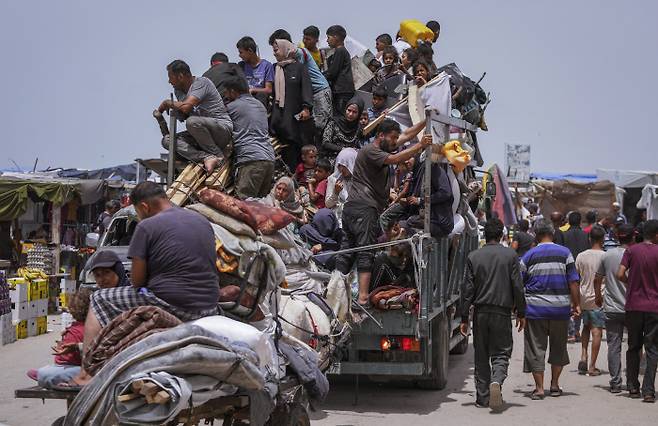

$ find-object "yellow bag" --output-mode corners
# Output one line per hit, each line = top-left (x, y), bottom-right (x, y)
(441, 140), (472, 173)
(399, 20), (434, 48)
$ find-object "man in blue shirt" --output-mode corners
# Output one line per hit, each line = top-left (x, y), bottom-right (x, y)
(269, 29), (332, 142)
(520, 219), (581, 400)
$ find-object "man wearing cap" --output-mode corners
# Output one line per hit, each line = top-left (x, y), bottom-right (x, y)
(86, 250), (130, 289)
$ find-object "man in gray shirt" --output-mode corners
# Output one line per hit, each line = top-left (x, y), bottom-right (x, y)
(157, 60), (233, 173)
(222, 76), (275, 199)
(594, 223), (634, 393)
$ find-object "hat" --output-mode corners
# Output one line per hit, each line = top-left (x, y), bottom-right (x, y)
(87, 250), (121, 271)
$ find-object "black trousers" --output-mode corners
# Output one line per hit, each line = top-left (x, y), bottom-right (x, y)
(473, 311), (513, 405)
(626, 311), (658, 396)
(335, 203), (381, 274)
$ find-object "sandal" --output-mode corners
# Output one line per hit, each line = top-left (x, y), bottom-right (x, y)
(577, 360), (588, 374)
(26, 369), (38, 382)
(550, 387), (563, 397)
(52, 379), (84, 392)
(587, 368), (601, 377)
(530, 390), (545, 400)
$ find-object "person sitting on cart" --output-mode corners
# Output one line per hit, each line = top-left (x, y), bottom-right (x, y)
(157, 59), (233, 173)
(59, 182), (220, 389)
(87, 250), (130, 288)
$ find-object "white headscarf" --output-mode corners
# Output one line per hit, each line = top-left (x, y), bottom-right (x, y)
(332, 147), (358, 201)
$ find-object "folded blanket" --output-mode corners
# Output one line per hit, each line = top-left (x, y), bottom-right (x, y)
(83, 306), (182, 376)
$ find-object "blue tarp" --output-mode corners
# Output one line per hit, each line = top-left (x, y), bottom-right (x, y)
(530, 172), (598, 183)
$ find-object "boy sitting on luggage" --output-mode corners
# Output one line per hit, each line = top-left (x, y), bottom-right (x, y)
(307, 158), (332, 209)
(295, 145), (318, 188)
(26, 288), (93, 388)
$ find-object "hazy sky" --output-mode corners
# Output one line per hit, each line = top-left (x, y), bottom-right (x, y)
(1, 0), (657, 173)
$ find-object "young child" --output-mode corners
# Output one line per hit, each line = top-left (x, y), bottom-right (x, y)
(368, 85), (389, 121)
(27, 288), (92, 389)
(295, 145), (318, 187)
(307, 158), (332, 209)
(324, 25), (355, 114)
(375, 46), (401, 83)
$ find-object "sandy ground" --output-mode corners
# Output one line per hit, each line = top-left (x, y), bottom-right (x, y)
(0, 316), (655, 425)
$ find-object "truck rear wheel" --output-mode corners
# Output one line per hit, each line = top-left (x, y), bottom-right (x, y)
(417, 314), (449, 390)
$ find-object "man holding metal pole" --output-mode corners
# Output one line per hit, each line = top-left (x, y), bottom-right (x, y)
(155, 60), (233, 175)
(334, 118), (430, 307)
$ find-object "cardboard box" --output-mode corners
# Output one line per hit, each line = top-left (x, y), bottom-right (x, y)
(58, 292), (75, 309)
(28, 279), (45, 302)
(7, 277), (26, 287)
(11, 301), (29, 322)
(10, 284), (28, 304)
(15, 320), (27, 339)
(60, 279), (76, 294)
(36, 299), (48, 317)
(27, 318), (37, 337)
(36, 316), (47, 335)
(1, 325), (16, 345)
(27, 301), (38, 319)
(37, 279), (49, 299)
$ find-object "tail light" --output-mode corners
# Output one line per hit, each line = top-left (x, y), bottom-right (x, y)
(379, 336), (420, 352)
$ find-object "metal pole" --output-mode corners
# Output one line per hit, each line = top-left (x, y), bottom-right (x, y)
(423, 112), (432, 235)
(166, 93), (177, 188)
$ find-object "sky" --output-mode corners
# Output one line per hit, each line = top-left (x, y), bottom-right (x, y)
(1, 0), (657, 174)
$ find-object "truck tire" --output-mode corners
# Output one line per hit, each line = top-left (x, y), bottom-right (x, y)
(450, 331), (469, 355)
(417, 314), (449, 390)
(266, 401), (310, 426)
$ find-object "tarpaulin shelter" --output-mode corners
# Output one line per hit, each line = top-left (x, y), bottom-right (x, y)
(56, 163), (142, 182)
(0, 173), (106, 221)
(532, 179), (616, 219)
(596, 169), (658, 223)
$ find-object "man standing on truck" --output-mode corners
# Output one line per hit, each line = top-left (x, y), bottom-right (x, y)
(335, 118), (430, 308)
(520, 219), (581, 400)
(460, 218), (526, 410)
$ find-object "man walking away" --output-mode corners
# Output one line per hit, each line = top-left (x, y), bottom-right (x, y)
(594, 224), (634, 393)
(520, 219), (581, 400)
(575, 226), (607, 376)
(559, 211), (590, 343)
(222, 77), (275, 199)
(158, 60), (233, 173)
(460, 218), (526, 409)
(617, 219), (658, 402)
(512, 219), (534, 257)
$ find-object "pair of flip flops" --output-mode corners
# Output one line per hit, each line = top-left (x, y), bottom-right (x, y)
(530, 387), (562, 400)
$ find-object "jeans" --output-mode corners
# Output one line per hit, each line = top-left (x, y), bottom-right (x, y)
(626, 311), (658, 396)
(161, 116), (232, 163)
(605, 312), (625, 388)
(473, 311), (513, 405)
(312, 88), (332, 143)
(37, 364), (80, 388)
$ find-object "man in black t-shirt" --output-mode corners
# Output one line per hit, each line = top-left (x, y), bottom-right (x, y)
(335, 119), (430, 306)
(65, 182), (219, 388)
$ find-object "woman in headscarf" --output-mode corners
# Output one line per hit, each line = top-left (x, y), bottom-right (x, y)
(263, 176), (306, 224)
(320, 96), (365, 162)
(270, 39), (315, 172)
(325, 147), (357, 222)
(299, 208), (343, 269)
(87, 250), (130, 288)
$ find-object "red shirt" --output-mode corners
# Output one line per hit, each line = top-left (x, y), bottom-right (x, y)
(55, 321), (84, 366)
(295, 164), (315, 187)
(621, 242), (658, 313)
(314, 179), (328, 209)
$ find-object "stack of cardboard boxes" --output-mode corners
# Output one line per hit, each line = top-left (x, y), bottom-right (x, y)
(59, 279), (77, 309)
(0, 272), (16, 346)
(9, 277), (49, 340)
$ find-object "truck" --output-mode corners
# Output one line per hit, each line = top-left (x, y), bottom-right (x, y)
(328, 109), (484, 390)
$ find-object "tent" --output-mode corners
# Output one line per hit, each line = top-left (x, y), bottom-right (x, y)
(532, 179), (616, 219)
(596, 169), (658, 188)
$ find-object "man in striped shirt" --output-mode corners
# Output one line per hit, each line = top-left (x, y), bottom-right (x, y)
(520, 219), (581, 400)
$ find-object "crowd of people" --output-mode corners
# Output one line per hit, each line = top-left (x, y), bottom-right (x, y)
(461, 204), (658, 409)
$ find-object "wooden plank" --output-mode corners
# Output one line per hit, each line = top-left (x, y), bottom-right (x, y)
(117, 393), (142, 402)
(15, 386), (76, 400)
